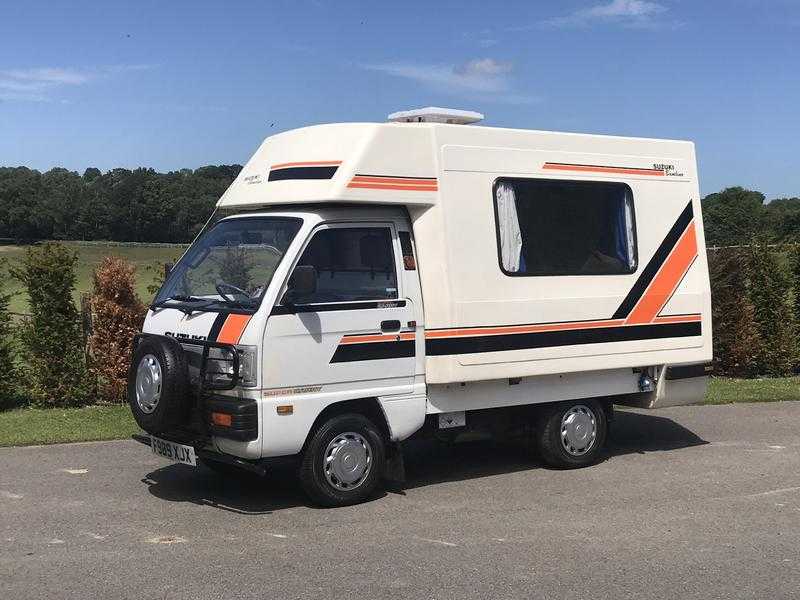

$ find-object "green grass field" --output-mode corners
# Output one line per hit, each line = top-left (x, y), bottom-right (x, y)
(0, 377), (797, 447)
(704, 376), (800, 404)
(0, 405), (139, 447)
(0, 242), (186, 314)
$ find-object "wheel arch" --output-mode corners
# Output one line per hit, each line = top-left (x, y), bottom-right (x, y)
(302, 397), (390, 452)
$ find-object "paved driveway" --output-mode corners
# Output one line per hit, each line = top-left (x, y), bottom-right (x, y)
(1, 402), (799, 599)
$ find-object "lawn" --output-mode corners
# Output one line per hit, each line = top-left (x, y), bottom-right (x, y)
(0, 241), (185, 315)
(704, 376), (800, 405)
(0, 405), (139, 447)
(0, 377), (797, 447)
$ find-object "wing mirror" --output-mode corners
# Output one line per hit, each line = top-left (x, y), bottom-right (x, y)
(283, 265), (317, 304)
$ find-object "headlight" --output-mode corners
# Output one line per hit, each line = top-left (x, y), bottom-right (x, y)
(204, 346), (237, 388)
(235, 345), (258, 388)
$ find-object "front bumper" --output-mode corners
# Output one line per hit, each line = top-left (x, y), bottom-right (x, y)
(132, 433), (267, 476)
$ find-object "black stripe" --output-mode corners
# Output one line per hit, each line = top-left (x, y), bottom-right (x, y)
(271, 300), (406, 315)
(330, 340), (415, 363)
(612, 202), (694, 319)
(425, 321), (701, 356)
(354, 173), (436, 180)
(207, 313), (228, 342)
(268, 166), (338, 181)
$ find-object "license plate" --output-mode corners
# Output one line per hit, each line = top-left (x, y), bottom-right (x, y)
(150, 435), (196, 466)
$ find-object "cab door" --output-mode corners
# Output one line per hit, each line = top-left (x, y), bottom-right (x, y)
(261, 222), (417, 398)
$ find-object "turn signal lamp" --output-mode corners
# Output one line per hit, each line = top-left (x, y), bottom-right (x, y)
(211, 412), (232, 427)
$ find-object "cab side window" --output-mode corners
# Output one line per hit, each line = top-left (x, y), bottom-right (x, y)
(290, 227), (398, 304)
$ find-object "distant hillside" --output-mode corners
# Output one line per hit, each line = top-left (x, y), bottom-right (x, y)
(0, 165), (241, 244)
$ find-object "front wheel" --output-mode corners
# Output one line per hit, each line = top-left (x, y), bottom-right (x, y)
(535, 400), (607, 468)
(298, 413), (386, 507)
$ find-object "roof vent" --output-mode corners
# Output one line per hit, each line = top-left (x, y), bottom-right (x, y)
(387, 107), (484, 125)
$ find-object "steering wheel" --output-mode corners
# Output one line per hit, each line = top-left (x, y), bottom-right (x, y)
(216, 281), (250, 303)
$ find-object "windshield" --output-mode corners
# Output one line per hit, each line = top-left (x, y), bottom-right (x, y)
(154, 216), (302, 311)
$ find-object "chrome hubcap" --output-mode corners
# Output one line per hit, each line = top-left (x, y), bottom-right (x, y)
(324, 432), (372, 491)
(560, 405), (597, 456)
(135, 354), (162, 414)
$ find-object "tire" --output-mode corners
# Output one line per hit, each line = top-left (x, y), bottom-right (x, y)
(298, 413), (386, 507)
(127, 336), (189, 434)
(535, 400), (607, 469)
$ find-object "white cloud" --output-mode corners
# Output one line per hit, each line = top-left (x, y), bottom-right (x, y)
(544, 0), (669, 28)
(363, 57), (537, 104)
(0, 64), (155, 102)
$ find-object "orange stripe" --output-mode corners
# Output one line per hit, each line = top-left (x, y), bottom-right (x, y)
(625, 222), (698, 325)
(653, 314), (701, 324)
(341, 332), (416, 345)
(350, 176), (437, 185)
(425, 319), (626, 339)
(216, 314), (252, 344)
(543, 163), (665, 177)
(270, 160), (342, 169)
(347, 183), (438, 191)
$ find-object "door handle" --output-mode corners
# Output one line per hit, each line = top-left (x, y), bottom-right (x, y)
(380, 320), (401, 332)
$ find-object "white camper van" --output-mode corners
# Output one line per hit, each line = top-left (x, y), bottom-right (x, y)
(129, 108), (712, 507)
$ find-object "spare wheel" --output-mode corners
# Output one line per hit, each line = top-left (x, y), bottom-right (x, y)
(127, 336), (190, 434)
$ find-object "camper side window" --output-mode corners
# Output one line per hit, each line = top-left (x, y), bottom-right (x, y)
(494, 178), (637, 276)
(288, 226), (399, 304)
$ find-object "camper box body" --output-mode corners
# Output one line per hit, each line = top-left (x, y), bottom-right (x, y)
(138, 117), (711, 475)
(220, 120), (711, 403)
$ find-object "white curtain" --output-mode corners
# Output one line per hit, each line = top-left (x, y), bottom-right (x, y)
(624, 193), (636, 269)
(496, 182), (522, 272)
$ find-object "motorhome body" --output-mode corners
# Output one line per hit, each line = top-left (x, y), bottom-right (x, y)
(129, 109), (712, 506)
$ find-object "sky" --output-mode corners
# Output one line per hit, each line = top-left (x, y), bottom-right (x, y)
(1, 0), (799, 198)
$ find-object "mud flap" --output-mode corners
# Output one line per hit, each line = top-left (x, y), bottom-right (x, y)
(383, 442), (406, 488)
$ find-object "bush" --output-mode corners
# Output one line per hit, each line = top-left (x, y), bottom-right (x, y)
(747, 240), (796, 376)
(0, 262), (19, 409)
(87, 257), (146, 402)
(708, 248), (762, 377)
(11, 243), (92, 407)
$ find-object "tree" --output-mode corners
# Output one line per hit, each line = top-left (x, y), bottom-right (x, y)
(765, 197), (800, 242)
(11, 243), (92, 407)
(747, 239), (796, 376)
(0, 164), (241, 243)
(702, 187), (766, 247)
(708, 248), (762, 377)
(0, 260), (18, 409)
(88, 257), (146, 402)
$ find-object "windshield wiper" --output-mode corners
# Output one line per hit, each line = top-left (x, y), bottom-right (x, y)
(215, 297), (255, 310)
(151, 295), (218, 314)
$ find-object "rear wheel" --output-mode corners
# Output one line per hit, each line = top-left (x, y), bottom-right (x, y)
(535, 400), (607, 468)
(298, 413), (386, 507)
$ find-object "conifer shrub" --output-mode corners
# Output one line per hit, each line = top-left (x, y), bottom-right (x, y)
(11, 243), (92, 407)
(708, 248), (762, 377)
(0, 261), (19, 410)
(88, 256), (146, 402)
(747, 240), (796, 376)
